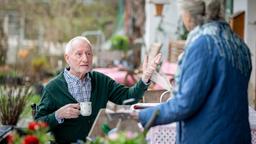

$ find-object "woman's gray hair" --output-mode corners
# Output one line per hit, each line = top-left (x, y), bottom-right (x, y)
(65, 36), (92, 54)
(205, 0), (225, 21)
(177, 0), (224, 25)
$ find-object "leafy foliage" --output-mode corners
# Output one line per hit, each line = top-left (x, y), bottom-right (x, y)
(20, 94), (41, 119)
(111, 35), (129, 52)
(0, 0), (118, 42)
(31, 56), (49, 72)
(176, 19), (189, 40)
(87, 131), (147, 144)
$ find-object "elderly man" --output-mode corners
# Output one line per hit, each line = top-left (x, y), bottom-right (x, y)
(35, 36), (161, 143)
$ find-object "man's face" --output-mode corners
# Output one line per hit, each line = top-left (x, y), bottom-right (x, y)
(65, 40), (93, 77)
(181, 10), (192, 31)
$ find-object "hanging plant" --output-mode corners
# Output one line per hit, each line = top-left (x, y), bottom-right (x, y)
(111, 35), (129, 52)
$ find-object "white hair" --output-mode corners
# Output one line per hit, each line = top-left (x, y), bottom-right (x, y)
(65, 36), (92, 54)
(177, 0), (224, 25)
(177, 0), (205, 26)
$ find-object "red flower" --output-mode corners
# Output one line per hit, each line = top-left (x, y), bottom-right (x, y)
(38, 121), (48, 128)
(28, 122), (40, 131)
(5, 121), (52, 144)
(28, 121), (48, 131)
(22, 135), (39, 144)
(6, 133), (14, 144)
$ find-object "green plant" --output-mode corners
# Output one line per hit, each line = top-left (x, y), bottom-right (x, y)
(176, 18), (189, 40)
(88, 131), (147, 144)
(21, 94), (41, 119)
(7, 121), (54, 144)
(111, 35), (129, 52)
(87, 109), (160, 144)
(0, 71), (18, 78)
(0, 85), (33, 125)
(31, 56), (49, 72)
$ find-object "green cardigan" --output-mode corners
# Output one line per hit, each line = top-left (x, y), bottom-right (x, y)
(35, 71), (148, 143)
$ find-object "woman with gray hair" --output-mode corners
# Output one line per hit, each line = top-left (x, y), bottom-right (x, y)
(135, 0), (252, 143)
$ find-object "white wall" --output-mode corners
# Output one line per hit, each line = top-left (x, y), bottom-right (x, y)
(233, 0), (246, 13)
(234, 0), (256, 107)
(247, 0), (256, 107)
(6, 36), (18, 65)
(144, 0), (179, 60)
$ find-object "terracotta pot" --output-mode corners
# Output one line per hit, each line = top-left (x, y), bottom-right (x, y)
(155, 3), (164, 16)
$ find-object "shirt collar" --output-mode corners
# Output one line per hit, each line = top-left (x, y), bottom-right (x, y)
(64, 68), (91, 82)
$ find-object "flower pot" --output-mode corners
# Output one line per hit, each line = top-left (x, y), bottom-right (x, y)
(154, 4), (164, 16)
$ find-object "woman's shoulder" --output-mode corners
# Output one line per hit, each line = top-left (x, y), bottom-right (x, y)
(187, 35), (214, 52)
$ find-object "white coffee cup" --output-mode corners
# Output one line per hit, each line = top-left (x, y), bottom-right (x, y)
(80, 101), (92, 116)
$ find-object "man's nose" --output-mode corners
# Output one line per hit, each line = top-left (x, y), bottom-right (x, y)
(81, 54), (88, 61)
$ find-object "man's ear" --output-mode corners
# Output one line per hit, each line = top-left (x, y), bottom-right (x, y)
(64, 54), (69, 64)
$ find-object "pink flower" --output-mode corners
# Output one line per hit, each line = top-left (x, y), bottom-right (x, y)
(108, 132), (118, 140)
(125, 131), (137, 139)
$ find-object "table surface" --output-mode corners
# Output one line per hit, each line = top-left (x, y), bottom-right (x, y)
(93, 61), (178, 88)
(93, 67), (137, 86)
(146, 106), (256, 144)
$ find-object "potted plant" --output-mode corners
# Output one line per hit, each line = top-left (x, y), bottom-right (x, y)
(31, 56), (50, 82)
(111, 35), (129, 60)
(87, 109), (160, 144)
(111, 35), (129, 52)
(31, 56), (49, 73)
(0, 85), (32, 125)
(88, 130), (147, 144)
(6, 121), (54, 144)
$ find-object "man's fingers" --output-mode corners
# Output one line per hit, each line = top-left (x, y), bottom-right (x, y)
(147, 65), (157, 72)
(143, 55), (148, 69)
(68, 103), (80, 109)
(59, 104), (80, 119)
(69, 112), (80, 118)
(65, 108), (80, 118)
(154, 53), (162, 64)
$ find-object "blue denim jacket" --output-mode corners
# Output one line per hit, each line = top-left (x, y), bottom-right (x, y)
(139, 21), (252, 144)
